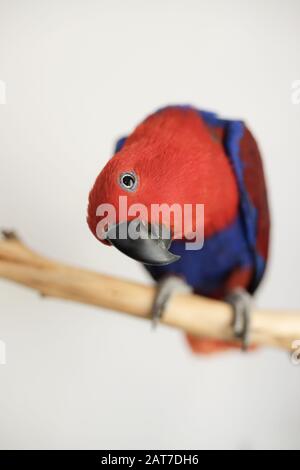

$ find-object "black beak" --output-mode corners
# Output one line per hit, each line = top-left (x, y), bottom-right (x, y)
(105, 219), (180, 266)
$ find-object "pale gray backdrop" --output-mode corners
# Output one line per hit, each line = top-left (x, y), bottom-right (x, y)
(0, 0), (300, 450)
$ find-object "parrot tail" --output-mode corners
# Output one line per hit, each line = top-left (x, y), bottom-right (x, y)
(185, 335), (256, 354)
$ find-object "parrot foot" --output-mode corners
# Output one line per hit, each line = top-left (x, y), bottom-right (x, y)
(225, 288), (253, 351)
(151, 275), (192, 327)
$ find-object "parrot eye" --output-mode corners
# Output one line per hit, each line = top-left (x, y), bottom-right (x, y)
(119, 171), (138, 192)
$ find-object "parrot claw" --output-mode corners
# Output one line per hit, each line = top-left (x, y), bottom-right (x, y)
(151, 276), (192, 327)
(225, 288), (252, 351)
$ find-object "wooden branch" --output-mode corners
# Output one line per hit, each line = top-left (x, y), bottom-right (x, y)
(0, 231), (299, 351)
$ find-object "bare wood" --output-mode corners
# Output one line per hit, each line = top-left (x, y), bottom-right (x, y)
(0, 232), (299, 351)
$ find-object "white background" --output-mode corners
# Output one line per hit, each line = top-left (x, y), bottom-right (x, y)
(0, 0), (300, 450)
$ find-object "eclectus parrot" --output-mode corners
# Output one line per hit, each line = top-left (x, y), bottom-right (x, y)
(87, 106), (270, 354)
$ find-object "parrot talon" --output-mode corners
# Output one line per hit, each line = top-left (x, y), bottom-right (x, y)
(226, 288), (252, 351)
(151, 276), (192, 327)
(1, 230), (18, 241)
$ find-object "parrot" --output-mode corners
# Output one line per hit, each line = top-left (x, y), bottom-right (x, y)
(87, 105), (270, 354)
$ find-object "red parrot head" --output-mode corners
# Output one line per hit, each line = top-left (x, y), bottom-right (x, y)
(87, 108), (239, 265)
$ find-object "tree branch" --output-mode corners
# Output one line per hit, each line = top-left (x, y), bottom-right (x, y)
(0, 231), (299, 351)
